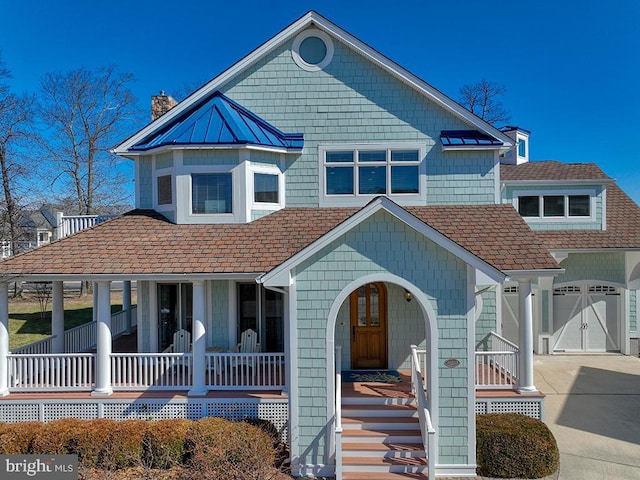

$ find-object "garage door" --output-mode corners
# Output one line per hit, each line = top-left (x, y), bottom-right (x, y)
(551, 285), (620, 352)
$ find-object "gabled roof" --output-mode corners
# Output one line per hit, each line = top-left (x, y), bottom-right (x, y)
(113, 11), (513, 155)
(501, 161), (613, 183)
(129, 91), (303, 152)
(0, 202), (560, 281)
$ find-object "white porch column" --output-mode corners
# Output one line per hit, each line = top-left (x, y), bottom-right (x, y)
(189, 280), (207, 396)
(123, 280), (132, 333)
(52, 281), (65, 353)
(518, 279), (537, 393)
(92, 281), (113, 396)
(0, 283), (9, 396)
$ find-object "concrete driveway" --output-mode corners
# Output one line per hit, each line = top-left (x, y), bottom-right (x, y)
(534, 355), (640, 480)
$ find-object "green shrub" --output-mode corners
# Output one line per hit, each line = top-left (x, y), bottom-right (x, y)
(0, 422), (43, 454)
(142, 419), (192, 469)
(184, 417), (275, 480)
(477, 413), (559, 479)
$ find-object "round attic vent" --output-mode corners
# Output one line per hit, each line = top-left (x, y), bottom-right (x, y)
(292, 28), (334, 72)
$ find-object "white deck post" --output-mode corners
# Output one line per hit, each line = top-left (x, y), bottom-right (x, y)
(518, 279), (537, 393)
(92, 280), (113, 396)
(123, 280), (132, 333)
(0, 282), (9, 396)
(52, 281), (65, 353)
(189, 280), (206, 396)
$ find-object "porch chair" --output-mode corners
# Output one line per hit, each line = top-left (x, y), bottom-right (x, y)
(228, 329), (259, 382)
(163, 329), (191, 353)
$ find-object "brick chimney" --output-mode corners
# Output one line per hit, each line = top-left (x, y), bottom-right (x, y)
(151, 91), (178, 121)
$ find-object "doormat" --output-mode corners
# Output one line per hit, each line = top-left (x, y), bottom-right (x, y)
(342, 370), (402, 383)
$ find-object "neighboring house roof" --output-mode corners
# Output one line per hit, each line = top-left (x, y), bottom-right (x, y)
(501, 161), (613, 182)
(536, 184), (640, 250)
(113, 11), (513, 156)
(0, 203), (559, 279)
(129, 91), (303, 152)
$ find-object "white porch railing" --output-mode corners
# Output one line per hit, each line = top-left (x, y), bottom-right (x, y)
(8, 353), (95, 392)
(410, 345), (436, 479)
(475, 332), (519, 390)
(12, 336), (55, 355)
(14, 306), (138, 355)
(205, 352), (285, 390)
(56, 213), (118, 239)
(111, 353), (192, 390)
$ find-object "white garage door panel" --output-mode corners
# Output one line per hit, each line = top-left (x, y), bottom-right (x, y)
(552, 285), (620, 353)
(552, 292), (583, 351)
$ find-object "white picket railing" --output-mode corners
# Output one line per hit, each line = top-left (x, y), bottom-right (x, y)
(410, 345), (436, 479)
(111, 353), (192, 390)
(205, 352), (285, 390)
(8, 353), (95, 392)
(475, 332), (519, 390)
(64, 321), (97, 353)
(12, 336), (55, 355)
(57, 213), (118, 239)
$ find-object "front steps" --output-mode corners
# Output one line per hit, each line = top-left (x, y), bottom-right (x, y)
(341, 396), (428, 479)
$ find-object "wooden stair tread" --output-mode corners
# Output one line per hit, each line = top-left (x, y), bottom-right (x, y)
(342, 416), (417, 423)
(343, 473), (428, 480)
(342, 442), (424, 451)
(343, 456), (427, 466)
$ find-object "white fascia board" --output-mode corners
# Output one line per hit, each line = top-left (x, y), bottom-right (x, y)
(504, 269), (565, 281)
(260, 196), (507, 287)
(9, 273), (264, 283)
(113, 11), (512, 155)
(442, 145), (506, 152)
(117, 144), (298, 158)
(549, 248), (640, 254)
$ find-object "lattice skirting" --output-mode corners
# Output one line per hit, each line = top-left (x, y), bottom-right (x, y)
(475, 397), (544, 420)
(0, 398), (289, 441)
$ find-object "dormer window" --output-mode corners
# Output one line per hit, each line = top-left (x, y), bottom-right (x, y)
(517, 193), (592, 219)
(192, 173), (233, 214)
(518, 138), (527, 158)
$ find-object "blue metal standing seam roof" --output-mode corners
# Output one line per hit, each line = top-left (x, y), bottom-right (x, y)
(440, 130), (504, 147)
(130, 92), (304, 151)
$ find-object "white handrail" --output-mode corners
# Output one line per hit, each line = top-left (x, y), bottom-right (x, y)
(111, 353), (192, 390)
(410, 345), (436, 479)
(205, 352), (285, 390)
(57, 213), (118, 239)
(8, 353), (95, 391)
(335, 345), (343, 480)
(12, 336), (55, 355)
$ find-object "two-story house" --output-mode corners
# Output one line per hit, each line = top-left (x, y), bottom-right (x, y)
(0, 11), (638, 479)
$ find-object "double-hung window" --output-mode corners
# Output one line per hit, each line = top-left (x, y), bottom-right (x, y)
(323, 146), (421, 201)
(192, 173), (232, 214)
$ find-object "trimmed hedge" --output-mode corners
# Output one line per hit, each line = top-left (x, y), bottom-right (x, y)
(477, 413), (559, 478)
(0, 417), (280, 478)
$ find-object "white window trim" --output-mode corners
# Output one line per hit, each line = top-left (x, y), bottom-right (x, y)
(248, 162), (285, 211)
(513, 188), (596, 223)
(153, 154), (175, 212)
(319, 143), (426, 207)
(291, 28), (334, 72)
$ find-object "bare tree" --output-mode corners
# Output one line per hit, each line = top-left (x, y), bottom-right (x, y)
(459, 79), (511, 125)
(39, 65), (140, 214)
(0, 56), (36, 259)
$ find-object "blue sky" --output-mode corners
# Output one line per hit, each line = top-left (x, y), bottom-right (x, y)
(2, 0), (639, 202)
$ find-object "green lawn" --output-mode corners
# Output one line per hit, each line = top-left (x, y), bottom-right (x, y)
(9, 291), (136, 350)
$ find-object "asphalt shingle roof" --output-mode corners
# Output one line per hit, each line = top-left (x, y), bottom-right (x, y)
(0, 204), (559, 277)
(501, 161), (612, 182)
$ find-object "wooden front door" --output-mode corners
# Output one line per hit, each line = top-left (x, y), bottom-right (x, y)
(350, 283), (387, 369)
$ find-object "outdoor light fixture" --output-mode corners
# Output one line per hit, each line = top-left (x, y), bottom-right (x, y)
(404, 289), (413, 302)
